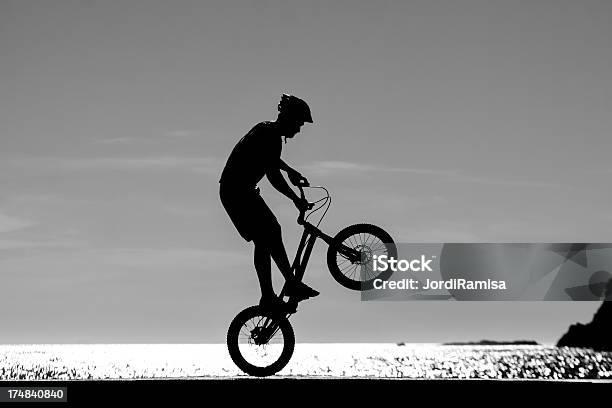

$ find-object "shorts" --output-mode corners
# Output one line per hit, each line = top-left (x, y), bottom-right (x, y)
(219, 183), (281, 242)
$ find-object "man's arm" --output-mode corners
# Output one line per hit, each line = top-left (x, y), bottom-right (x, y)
(279, 159), (308, 186)
(279, 159), (294, 174)
(266, 167), (301, 203)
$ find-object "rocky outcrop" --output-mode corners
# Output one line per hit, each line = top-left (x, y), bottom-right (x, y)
(557, 279), (612, 351)
(443, 340), (539, 346)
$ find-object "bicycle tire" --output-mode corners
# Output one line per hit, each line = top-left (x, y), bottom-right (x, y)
(227, 305), (295, 377)
(326, 223), (397, 290)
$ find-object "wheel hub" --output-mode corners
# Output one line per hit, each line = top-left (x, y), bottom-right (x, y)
(251, 327), (266, 345)
(354, 245), (373, 265)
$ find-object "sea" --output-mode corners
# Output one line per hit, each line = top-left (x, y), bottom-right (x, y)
(1, 344), (611, 380)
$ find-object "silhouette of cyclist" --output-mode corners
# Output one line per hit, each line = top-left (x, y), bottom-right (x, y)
(220, 94), (320, 311)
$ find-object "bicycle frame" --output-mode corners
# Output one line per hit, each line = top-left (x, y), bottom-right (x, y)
(256, 185), (362, 341)
(257, 218), (361, 342)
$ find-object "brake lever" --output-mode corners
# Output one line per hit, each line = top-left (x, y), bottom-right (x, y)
(296, 185), (313, 225)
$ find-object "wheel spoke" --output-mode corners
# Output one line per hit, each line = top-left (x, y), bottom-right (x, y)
(346, 236), (356, 249)
(370, 240), (387, 253)
(364, 233), (375, 248)
(348, 264), (358, 279)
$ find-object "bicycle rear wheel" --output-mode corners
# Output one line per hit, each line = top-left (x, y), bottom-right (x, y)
(327, 223), (397, 290)
(227, 306), (295, 377)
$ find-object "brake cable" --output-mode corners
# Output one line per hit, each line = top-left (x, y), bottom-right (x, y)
(304, 186), (332, 228)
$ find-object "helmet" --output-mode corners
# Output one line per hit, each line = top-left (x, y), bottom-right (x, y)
(277, 94), (313, 123)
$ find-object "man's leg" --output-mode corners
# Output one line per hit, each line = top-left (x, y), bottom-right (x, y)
(253, 240), (275, 300)
(268, 226), (319, 299)
(252, 197), (318, 299)
(267, 225), (294, 281)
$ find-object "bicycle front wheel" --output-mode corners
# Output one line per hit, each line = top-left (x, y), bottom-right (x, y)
(227, 306), (295, 377)
(327, 223), (397, 290)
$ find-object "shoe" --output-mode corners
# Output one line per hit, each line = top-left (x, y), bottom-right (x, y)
(285, 280), (320, 301)
(259, 296), (297, 314)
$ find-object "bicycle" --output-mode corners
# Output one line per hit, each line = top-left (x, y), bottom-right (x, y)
(226, 181), (397, 376)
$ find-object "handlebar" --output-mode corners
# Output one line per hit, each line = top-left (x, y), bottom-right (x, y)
(296, 183), (330, 226)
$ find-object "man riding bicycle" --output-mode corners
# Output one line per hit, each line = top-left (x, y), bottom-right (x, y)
(219, 94), (320, 312)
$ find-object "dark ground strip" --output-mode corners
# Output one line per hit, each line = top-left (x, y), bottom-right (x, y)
(0, 378), (608, 405)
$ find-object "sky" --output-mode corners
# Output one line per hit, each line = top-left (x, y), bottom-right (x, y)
(1, 0), (612, 343)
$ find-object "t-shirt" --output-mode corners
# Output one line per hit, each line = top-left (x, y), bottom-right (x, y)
(219, 121), (282, 190)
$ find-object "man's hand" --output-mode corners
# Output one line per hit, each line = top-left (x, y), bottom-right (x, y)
(287, 169), (309, 187)
(293, 196), (311, 212)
